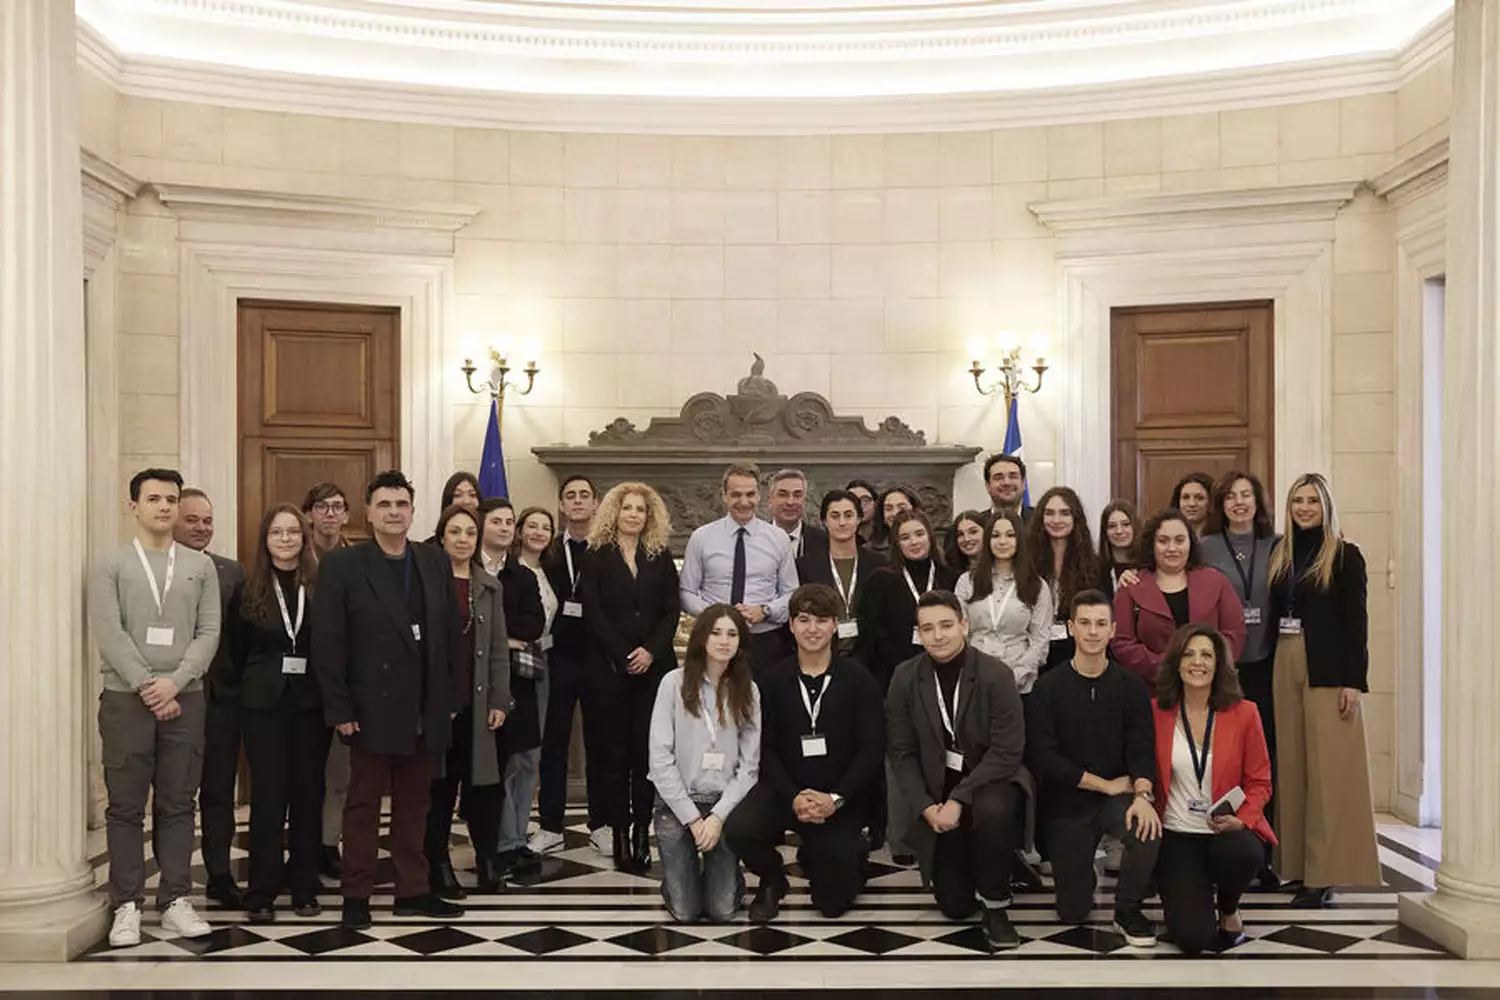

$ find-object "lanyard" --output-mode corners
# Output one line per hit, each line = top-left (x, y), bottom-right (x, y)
(563, 538), (580, 588)
(702, 701), (719, 748)
(798, 672), (832, 732)
(934, 671), (962, 746)
(1179, 701), (1215, 795)
(1224, 531), (1256, 599)
(987, 579), (1016, 629)
(902, 563), (935, 604)
(132, 539), (177, 615)
(829, 553), (859, 613)
(273, 575), (306, 652)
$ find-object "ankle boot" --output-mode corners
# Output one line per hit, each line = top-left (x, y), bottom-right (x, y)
(612, 823), (632, 872)
(476, 855), (504, 894)
(430, 858), (467, 899)
(631, 821), (652, 873)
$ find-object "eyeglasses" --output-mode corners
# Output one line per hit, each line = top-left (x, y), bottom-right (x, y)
(268, 528), (304, 539)
(311, 502), (347, 514)
(856, 496), (876, 507)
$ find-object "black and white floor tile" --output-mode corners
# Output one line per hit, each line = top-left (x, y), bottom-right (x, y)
(71, 807), (1451, 966)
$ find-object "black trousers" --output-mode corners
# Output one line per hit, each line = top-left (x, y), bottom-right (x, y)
(537, 650), (606, 834)
(748, 627), (793, 678)
(199, 694), (242, 884)
(240, 699), (330, 909)
(426, 709), (507, 863)
(1044, 793), (1160, 924)
(1238, 658), (1277, 835)
(724, 781), (868, 917)
(930, 780), (1020, 920)
(1157, 828), (1265, 956)
(595, 667), (661, 827)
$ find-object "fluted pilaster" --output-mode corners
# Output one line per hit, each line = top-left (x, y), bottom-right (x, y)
(0, 0), (108, 960)
(1398, 0), (1500, 961)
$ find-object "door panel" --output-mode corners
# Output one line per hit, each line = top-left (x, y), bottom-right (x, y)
(1112, 302), (1273, 515)
(238, 301), (399, 559)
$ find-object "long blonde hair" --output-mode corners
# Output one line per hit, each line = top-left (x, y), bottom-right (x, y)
(588, 481), (673, 555)
(1268, 472), (1342, 590)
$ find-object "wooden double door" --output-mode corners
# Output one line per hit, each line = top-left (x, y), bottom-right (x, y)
(1111, 301), (1274, 514)
(237, 301), (400, 560)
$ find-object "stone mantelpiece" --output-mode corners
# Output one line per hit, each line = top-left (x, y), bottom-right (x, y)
(533, 355), (979, 552)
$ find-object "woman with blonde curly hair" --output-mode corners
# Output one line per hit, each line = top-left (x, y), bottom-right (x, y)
(579, 482), (683, 872)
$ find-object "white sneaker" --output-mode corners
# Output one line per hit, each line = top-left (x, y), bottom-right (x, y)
(108, 902), (141, 947)
(589, 826), (614, 856)
(161, 897), (212, 939)
(527, 829), (566, 855)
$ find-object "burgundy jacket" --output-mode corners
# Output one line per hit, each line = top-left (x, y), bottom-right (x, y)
(1111, 567), (1246, 684)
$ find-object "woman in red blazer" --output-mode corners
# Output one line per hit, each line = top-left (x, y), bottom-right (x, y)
(1151, 623), (1275, 956)
(1113, 509), (1245, 684)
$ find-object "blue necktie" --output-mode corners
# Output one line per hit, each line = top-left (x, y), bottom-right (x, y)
(731, 526), (747, 605)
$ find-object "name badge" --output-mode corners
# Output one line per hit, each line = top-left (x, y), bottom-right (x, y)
(1187, 797), (1210, 815)
(563, 601), (584, 618)
(911, 627), (922, 645)
(944, 748), (965, 772)
(538, 634), (555, 652)
(1279, 617), (1303, 635)
(837, 621), (859, 639)
(145, 626), (175, 647)
(281, 656), (308, 675)
(411, 623), (422, 641)
(801, 735), (828, 758)
(1243, 605), (1263, 626)
(701, 750), (726, 771)
(1048, 622), (1069, 641)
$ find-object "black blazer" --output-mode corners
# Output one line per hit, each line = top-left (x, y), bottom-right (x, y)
(758, 655), (886, 811)
(1272, 540), (1369, 691)
(790, 524), (830, 562)
(495, 559), (546, 644)
(233, 573), (320, 712)
(858, 562), (960, 692)
(311, 540), (465, 755)
(205, 553), (245, 704)
(540, 535), (591, 656)
(795, 546), (887, 616)
(886, 644), (1025, 854)
(578, 543), (681, 675)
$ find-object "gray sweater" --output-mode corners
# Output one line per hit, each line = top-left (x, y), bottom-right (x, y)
(89, 541), (222, 694)
(1199, 530), (1280, 662)
(647, 668), (761, 826)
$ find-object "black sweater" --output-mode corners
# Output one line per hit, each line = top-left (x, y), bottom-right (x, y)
(758, 655), (886, 811)
(1025, 659), (1156, 820)
(1272, 528), (1369, 690)
(858, 556), (959, 692)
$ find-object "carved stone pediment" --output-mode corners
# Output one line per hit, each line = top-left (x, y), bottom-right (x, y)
(534, 354), (979, 553)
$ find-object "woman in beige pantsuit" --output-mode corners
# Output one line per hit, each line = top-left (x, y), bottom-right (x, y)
(1267, 473), (1381, 907)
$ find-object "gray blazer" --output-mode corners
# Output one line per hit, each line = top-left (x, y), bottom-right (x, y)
(438, 563), (512, 787)
(885, 644), (1027, 859)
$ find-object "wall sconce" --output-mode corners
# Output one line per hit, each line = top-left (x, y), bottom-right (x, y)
(968, 330), (1049, 404)
(461, 341), (540, 404)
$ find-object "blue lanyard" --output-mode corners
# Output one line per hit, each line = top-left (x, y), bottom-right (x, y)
(1179, 701), (1214, 793)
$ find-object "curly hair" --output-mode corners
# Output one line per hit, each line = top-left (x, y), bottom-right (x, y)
(588, 481), (673, 555)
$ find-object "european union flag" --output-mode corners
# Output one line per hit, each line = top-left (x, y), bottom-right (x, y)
(478, 400), (509, 500)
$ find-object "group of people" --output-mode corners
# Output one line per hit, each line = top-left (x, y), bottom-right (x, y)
(91, 451), (1381, 957)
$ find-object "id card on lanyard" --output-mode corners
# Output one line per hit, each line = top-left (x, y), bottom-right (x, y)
(987, 581), (1016, 630)
(1225, 532), (1263, 625)
(1181, 702), (1215, 814)
(700, 704), (726, 771)
(134, 539), (178, 646)
(562, 539), (584, 617)
(935, 672), (964, 772)
(275, 576), (308, 675)
(831, 554), (859, 639)
(905, 564), (934, 645)
(799, 674), (832, 757)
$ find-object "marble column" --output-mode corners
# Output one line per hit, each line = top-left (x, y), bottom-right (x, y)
(1397, 0), (1500, 961)
(0, 0), (109, 960)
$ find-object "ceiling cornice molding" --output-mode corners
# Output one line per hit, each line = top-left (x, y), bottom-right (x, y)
(1371, 138), (1450, 206)
(1030, 181), (1364, 234)
(81, 149), (142, 204)
(151, 184), (481, 233)
(75, 0), (1454, 133)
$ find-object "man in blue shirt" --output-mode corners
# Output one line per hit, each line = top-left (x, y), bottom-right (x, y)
(680, 462), (799, 675)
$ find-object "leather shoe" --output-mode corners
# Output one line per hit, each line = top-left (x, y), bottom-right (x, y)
(1214, 928), (1250, 951)
(631, 821), (652, 872)
(341, 897), (372, 930)
(1291, 886), (1334, 908)
(204, 879), (243, 910)
(430, 859), (467, 900)
(393, 893), (464, 918)
(612, 823), (633, 873)
(1254, 866), (1283, 892)
(749, 874), (788, 924)
(983, 907), (1022, 950)
(246, 905), (276, 925)
(292, 897), (322, 918)
(476, 856), (505, 894)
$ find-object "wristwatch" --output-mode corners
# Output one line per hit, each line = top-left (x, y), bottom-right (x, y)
(1134, 788), (1155, 803)
(831, 793), (846, 811)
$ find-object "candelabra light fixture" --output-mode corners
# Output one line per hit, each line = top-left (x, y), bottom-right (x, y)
(461, 340), (540, 405)
(968, 330), (1049, 404)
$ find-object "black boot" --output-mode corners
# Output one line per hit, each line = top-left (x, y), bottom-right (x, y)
(429, 858), (467, 900)
(476, 855), (505, 894)
(612, 823), (632, 873)
(631, 822), (652, 873)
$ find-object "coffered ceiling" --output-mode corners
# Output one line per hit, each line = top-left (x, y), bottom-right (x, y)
(76, 0), (1453, 132)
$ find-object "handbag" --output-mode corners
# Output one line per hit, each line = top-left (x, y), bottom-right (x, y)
(510, 642), (547, 679)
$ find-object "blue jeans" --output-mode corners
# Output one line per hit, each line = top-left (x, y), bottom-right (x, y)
(498, 673), (548, 853)
(654, 796), (742, 923)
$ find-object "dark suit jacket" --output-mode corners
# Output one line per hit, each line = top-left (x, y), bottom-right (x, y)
(495, 560), (546, 644)
(885, 644), (1025, 856)
(1272, 540), (1369, 690)
(233, 574), (320, 712)
(540, 535), (591, 657)
(311, 540), (465, 755)
(205, 552), (245, 703)
(578, 543), (681, 675)
(795, 546), (887, 617)
(789, 524), (829, 562)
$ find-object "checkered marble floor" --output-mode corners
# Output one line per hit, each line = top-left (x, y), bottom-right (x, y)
(76, 808), (1452, 964)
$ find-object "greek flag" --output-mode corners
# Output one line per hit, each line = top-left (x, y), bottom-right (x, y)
(1002, 394), (1029, 507)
